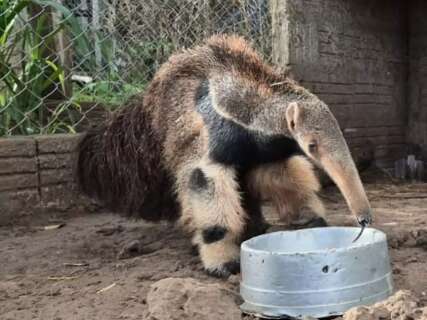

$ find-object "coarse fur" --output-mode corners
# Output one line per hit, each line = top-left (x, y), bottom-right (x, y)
(76, 99), (180, 221)
(77, 34), (308, 222)
(76, 34), (371, 277)
(246, 155), (325, 225)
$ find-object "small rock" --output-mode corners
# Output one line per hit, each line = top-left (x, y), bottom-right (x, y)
(414, 307), (427, 318)
(343, 290), (421, 320)
(386, 290), (419, 318)
(406, 256), (418, 263)
(118, 240), (141, 259)
(117, 240), (161, 259)
(147, 277), (241, 320)
(415, 229), (427, 248)
(44, 287), (61, 296)
(392, 267), (402, 275)
(227, 274), (240, 286)
(343, 306), (377, 320)
(388, 232), (409, 249)
(96, 225), (124, 236)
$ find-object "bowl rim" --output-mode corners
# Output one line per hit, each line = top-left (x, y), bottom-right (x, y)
(241, 227), (387, 256)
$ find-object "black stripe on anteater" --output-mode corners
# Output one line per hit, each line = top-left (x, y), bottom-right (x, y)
(189, 167), (209, 191)
(202, 225), (227, 244)
(195, 80), (302, 171)
(238, 170), (271, 240)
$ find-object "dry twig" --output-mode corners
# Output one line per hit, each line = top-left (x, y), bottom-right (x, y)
(96, 283), (116, 294)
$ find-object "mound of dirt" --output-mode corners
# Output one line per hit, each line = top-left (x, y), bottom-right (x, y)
(146, 278), (242, 320)
(343, 290), (427, 320)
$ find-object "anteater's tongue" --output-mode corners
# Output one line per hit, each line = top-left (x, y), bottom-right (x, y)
(352, 224), (365, 243)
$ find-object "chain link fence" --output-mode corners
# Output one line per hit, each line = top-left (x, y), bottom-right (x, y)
(0, 0), (271, 136)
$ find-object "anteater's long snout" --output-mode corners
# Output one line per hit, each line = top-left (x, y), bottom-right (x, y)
(321, 153), (372, 227)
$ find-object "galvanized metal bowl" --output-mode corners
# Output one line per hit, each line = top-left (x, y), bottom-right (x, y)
(240, 227), (393, 319)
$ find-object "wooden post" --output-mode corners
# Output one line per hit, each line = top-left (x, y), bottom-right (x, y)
(53, 0), (73, 98)
(28, 3), (68, 133)
(92, 0), (102, 71)
(270, 0), (291, 67)
(28, 3), (65, 100)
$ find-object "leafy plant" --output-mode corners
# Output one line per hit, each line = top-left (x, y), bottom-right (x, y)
(0, 1), (176, 136)
(73, 80), (145, 109)
(70, 38), (171, 109)
(125, 39), (174, 82)
(0, 0), (84, 136)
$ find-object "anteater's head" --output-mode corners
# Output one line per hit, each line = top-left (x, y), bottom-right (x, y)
(212, 76), (372, 226)
(284, 99), (372, 226)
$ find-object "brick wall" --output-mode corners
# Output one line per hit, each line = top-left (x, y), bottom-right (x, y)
(272, 0), (408, 168)
(0, 134), (93, 225)
(408, 0), (427, 159)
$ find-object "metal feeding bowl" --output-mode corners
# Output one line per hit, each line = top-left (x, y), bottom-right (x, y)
(240, 227), (393, 319)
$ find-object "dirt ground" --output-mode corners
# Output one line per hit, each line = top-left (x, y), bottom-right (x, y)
(1, 178), (427, 320)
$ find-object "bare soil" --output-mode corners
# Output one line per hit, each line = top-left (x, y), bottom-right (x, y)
(1, 180), (427, 319)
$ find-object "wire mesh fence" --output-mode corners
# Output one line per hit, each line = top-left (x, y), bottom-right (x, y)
(0, 0), (271, 136)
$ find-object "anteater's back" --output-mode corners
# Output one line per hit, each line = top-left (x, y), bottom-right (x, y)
(76, 35), (287, 220)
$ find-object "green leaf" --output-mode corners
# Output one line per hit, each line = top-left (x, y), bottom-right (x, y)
(0, 0), (31, 45)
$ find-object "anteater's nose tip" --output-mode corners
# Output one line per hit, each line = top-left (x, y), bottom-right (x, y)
(357, 210), (372, 227)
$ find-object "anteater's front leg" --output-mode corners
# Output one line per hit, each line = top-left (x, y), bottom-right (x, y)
(246, 155), (326, 226)
(178, 160), (247, 278)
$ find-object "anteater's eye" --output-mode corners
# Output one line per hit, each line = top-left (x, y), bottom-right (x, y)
(308, 141), (317, 153)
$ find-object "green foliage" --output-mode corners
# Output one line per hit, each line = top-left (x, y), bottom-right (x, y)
(0, 1), (176, 136)
(73, 80), (145, 109)
(0, 0), (83, 136)
(72, 39), (171, 109)
(125, 39), (175, 81)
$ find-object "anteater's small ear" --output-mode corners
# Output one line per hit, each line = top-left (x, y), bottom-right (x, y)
(286, 101), (301, 132)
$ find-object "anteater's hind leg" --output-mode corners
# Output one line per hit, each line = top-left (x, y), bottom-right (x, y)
(178, 160), (247, 278)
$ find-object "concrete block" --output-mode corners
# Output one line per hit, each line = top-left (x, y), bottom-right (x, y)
(0, 137), (36, 158)
(36, 134), (81, 154)
(38, 153), (73, 170)
(40, 168), (73, 186)
(0, 157), (37, 174)
(0, 173), (38, 192)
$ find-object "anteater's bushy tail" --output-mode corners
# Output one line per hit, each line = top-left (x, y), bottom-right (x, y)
(76, 98), (179, 221)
